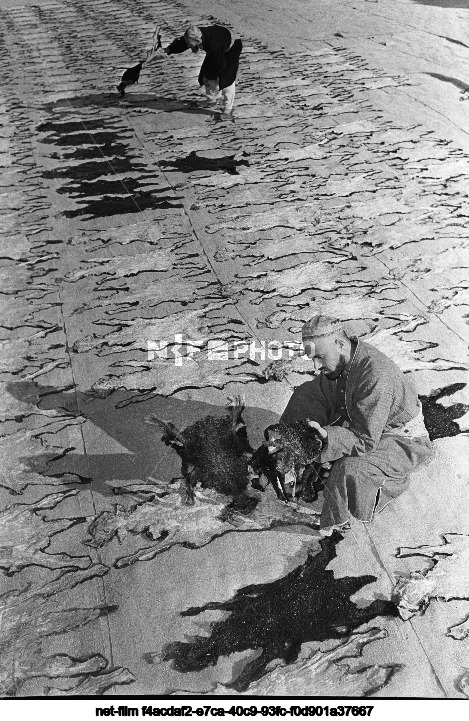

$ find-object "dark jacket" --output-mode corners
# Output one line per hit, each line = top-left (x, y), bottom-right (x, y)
(165, 25), (242, 89)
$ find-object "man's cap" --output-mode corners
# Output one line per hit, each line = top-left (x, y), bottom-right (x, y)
(184, 25), (203, 45)
(302, 315), (344, 340)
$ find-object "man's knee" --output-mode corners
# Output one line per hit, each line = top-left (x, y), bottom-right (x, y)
(330, 456), (363, 479)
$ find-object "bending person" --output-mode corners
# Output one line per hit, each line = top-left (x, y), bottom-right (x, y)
(164, 24), (242, 114)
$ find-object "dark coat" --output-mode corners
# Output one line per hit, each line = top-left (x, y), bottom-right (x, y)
(165, 25), (242, 89)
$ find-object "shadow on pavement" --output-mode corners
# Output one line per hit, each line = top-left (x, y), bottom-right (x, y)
(6, 381), (278, 498)
(413, 0), (469, 7)
(44, 93), (217, 116)
(6, 377), (468, 498)
(426, 72), (469, 91)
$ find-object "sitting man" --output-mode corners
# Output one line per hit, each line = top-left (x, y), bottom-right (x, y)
(281, 315), (433, 535)
(163, 24), (242, 115)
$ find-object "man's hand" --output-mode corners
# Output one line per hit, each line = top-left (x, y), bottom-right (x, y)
(203, 77), (219, 92)
(305, 419), (328, 440)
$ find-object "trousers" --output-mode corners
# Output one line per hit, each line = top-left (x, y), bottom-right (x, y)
(203, 77), (236, 112)
(320, 433), (433, 528)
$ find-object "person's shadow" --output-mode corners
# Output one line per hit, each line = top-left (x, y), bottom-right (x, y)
(6, 380), (278, 499)
(8, 372), (467, 500)
(44, 93), (219, 117)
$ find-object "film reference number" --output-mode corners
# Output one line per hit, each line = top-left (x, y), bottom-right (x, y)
(96, 707), (374, 717)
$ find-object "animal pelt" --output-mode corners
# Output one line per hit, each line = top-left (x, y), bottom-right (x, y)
(146, 396), (256, 510)
(161, 531), (399, 691)
(249, 420), (324, 503)
(117, 63), (143, 97)
(117, 27), (162, 97)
